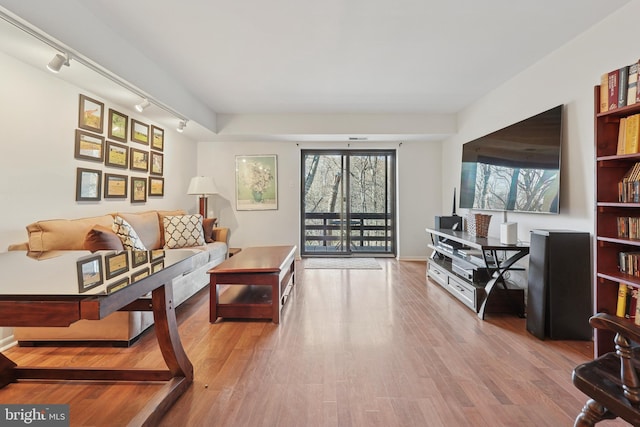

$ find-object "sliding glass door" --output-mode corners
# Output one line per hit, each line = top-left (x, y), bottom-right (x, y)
(301, 149), (396, 256)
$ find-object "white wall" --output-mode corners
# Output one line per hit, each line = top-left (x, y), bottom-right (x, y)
(197, 140), (442, 260)
(0, 49), (199, 346)
(441, 1), (640, 242)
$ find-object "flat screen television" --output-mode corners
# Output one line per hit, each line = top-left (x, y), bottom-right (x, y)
(459, 105), (563, 214)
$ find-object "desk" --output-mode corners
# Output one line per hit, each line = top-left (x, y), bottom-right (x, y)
(0, 250), (197, 426)
(208, 245), (296, 324)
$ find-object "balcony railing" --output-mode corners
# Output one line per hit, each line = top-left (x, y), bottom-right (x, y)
(303, 212), (393, 253)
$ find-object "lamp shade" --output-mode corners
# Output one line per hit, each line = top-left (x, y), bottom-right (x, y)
(187, 176), (218, 195)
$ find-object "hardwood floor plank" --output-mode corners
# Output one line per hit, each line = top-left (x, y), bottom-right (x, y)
(0, 259), (629, 426)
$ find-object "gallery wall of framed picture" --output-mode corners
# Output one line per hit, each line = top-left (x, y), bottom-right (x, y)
(74, 93), (166, 203)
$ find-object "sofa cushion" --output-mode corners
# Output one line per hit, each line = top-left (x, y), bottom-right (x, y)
(84, 225), (125, 252)
(202, 217), (217, 243)
(163, 214), (205, 248)
(157, 209), (187, 247)
(26, 215), (114, 251)
(112, 216), (147, 250)
(116, 211), (162, 250)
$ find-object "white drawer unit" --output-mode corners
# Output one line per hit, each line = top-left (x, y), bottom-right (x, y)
(427, 260), (448, 288)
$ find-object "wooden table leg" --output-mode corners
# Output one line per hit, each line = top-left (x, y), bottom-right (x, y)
(0, 352), (17, 388)
(129, 283), (194, 426)
(272, 274), (280, 324)
(209, 276), (218, 323)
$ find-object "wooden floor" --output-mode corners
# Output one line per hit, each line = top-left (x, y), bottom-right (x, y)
(0, 260), (626, 426)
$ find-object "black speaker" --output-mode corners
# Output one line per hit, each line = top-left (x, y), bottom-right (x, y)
(435, 215), (462, 230)
(526, 230), (591, 340)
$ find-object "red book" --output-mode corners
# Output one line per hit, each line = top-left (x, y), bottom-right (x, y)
(628, 287), (638, 320)
(609, 69), (620, 111)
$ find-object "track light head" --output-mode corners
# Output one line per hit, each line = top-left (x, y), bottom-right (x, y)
(135, 99), (150, 112)
(177, 120), (187, 133)
(46, 53), (69, 73)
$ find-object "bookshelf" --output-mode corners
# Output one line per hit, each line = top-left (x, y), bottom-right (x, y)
(594, 85), (640, 356)
(425, 227), (528, 319)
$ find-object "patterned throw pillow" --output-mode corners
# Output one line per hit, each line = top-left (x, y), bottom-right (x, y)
(112, 216), (147, 250)
(163, 214), (205, 249)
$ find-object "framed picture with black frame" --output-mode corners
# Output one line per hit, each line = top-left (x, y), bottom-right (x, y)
(76, 167), (102, 202)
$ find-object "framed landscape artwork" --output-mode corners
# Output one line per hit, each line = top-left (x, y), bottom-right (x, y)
(105, 140), (128, 168)
(151, 125), (164, 151)
(131, 119), (149, 144)
(76, 168), (102, 201)
(78, 94), (104, 134)
(104, 173), (128, 199)
(150, 151), (163, 176)
(236, 155), (278, 210)
(105, 251), (129, 279)
(148, 177), (164, 197)
(131, 177), (147, 203)
(108, 108), (128, 142)
(130, 148), (148, 172)
(74, 129), (104, 162)
(76, 254), (103, 292)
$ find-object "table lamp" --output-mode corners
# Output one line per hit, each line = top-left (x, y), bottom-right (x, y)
(187, 176), (218, 218)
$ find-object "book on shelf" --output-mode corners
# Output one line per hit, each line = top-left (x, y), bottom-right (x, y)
(601, 73), (609, 113)
(618, 162), (640, 202)
(617, 216), (640, 239)
(609, 69), (619, 111)
(618, 117), (627, 154)
(617, 282), (628, 317)
(625, 113), (640, 154)
(619, 251), (640, 276)
(619, 65), (630, 108)
(616, 283), (640, 324)
(599, 62), (640, 113)
(629, 62), (639, 105)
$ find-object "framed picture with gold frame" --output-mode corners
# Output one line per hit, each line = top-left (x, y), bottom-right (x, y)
(150, 151), (163, 176)
(74, 129), (104, 162)
(131, 176), (147, 203)
(104, 251), (129, 279)
(78, 94), (104, 134)
(130, 147), (148, 172)
(108, 108), (128, 142)
(149, 177), (164, 197)
(105, 140), (128, 169)
(151, 125), (164, 151)
(131, 119), (149, 145)
(104, 173), (128, 199)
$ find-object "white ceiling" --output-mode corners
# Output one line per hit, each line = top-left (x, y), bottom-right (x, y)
(80, 0), (630, 115)
(0, 0), (633, 142)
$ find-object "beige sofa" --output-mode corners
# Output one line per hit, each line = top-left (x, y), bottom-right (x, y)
(9, 209), (229, 347)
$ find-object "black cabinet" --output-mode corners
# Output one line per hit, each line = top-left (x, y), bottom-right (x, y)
(527, 230), (591, 340)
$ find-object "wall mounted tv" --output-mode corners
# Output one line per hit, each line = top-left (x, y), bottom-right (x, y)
(459, 104), (563, 214)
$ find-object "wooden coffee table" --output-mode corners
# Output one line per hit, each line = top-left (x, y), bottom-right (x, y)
(208, 245), (296, 324)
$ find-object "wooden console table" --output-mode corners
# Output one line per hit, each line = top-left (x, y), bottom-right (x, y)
(426, 227), (529, 319)
(0, 250), (198, 426)
(208, 245), (296, 324)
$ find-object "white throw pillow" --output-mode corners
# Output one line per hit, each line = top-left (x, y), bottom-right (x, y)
(112, 215), (147, 250)
(163, 214), (205, 249)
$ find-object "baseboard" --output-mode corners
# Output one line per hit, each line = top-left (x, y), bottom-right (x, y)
(0, 334), (17, 352)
